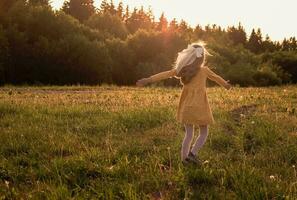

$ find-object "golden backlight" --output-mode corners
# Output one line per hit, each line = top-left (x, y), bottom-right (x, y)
(51, 0), (297, 41)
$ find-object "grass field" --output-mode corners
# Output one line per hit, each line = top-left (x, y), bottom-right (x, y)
(0, 85), (297, 199)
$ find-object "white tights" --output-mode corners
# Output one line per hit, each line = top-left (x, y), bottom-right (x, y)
(181, 124), (208, 161)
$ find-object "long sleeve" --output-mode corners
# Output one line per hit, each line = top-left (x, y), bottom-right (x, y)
(205, 67), (228, 88)
(148, 68), (177, 83)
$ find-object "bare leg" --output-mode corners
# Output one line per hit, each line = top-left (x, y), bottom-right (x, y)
(181, 124), (194, 161)
(190, 125), (208, 155)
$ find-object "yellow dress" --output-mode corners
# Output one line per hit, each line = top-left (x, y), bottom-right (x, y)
(148, 66), (229, 125)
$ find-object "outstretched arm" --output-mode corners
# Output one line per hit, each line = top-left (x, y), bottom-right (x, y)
(205, 67), (231, 89)
(136, 68), (177, 86)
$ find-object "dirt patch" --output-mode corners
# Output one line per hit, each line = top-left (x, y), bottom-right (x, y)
(230, 104), (258, 123)
(222, 123), (237, 135)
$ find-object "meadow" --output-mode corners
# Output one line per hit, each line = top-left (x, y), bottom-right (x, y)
(0, 85), (297, 199)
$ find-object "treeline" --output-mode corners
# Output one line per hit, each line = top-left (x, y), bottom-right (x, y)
(0, 0), (297, 86)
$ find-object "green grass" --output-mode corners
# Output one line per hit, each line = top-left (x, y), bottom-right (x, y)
(0, 85), (297, 199)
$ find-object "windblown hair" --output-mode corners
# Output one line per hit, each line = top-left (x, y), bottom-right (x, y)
(175, 44), (205, 85)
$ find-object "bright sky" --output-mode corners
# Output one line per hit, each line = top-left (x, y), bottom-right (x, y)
(51, 0), (297, 41)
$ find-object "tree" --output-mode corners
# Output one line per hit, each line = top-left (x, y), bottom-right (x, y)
(116, 2), (124, 19)
(123, 5), (129, 22)
(108, 0), (116, 15)
(169, 18), (178, 32)
(0, 0), (20, 12)
(285, 37), (297, 51)
(125, 7), (154, 33)
(178, 20), (193, 41)
(62, 0), (95, 22)
(178, 20), (189, 33)
(100, 0), (109, 13)
(247, 28), (263, 54)
(0, 26), (9, 85)
(262, 35), (276, 52)
(193, 25), (204, 40)
(156, 13), (167, 32)
(86, 12), (128, 39)
(227, 23), (247, 45)
(99, 0), (116, 15)
(0, 0), (293, 86)
(28, 0), (50, 6)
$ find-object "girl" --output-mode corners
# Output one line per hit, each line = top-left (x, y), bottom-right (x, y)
(136, 43), (231, 165)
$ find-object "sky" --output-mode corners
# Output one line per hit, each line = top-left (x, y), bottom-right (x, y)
(50, 0), (297, 41)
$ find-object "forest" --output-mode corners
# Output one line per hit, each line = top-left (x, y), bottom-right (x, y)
(0, 0), (297, 86)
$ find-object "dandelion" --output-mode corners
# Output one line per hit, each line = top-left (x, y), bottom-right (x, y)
(240, 114), (245, 118)
(251, 121), (255, 124)
(108, 165), (114, 170)
(203, 160), (210, 164)
(269, 175), (276, 180)
(5, 180), (9, 188)
(293, 165), (295, 168)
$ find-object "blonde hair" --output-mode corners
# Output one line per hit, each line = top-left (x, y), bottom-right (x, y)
(174, 42), (210, 85)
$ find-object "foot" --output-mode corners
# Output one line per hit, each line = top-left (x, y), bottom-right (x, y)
(187, 152), (202, 165)
(182, 157), (191, 166)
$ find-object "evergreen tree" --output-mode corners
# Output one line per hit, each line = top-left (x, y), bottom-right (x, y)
(281, 38), (290, 51)
(0, 27), (9, 85)
(262, 35), (276, 52)
(125, 7), (153, 33)
(86, 12), (128, 39)
(288, 37), (297, 51)
(100, 0), (109, 13)
(178, 20), (189, 33)
(156, 13), (168, 32)
(123, 5), (130, 22)
(177, 20), (193, 41)
(169, 18), (178, 32)
(0, 0), (20, 11)
(126, 7), (138, 33)
(28, 0), (50, 6)
(193, 25), (204, 40)
(274, 41), (282, 51)
(227, 23), (247, 45)
(247, 28), (263, 53)
(62, 0), (95, 22)
(116, 2), (124, 19)
(147, 6), (155, 24)
(108, 0), (117, 15)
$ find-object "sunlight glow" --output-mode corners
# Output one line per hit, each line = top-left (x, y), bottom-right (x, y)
(51, 0), (297, 41)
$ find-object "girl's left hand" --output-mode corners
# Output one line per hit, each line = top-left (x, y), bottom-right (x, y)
(136, 78), (150, 87)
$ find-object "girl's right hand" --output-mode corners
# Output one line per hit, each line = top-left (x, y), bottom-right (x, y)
(225, 80), (232, 90)
(136, 78), (150, 87)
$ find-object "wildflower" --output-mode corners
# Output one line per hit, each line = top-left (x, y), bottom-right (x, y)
(108, 165), (114, 170)
(293, 165), (295, 168)
(240, 114), (245, 118)
(203, 160), (210, 164)
(269, 175), (276, 180)
(5, 180), (9, 188)
(251, 121), (255, 124)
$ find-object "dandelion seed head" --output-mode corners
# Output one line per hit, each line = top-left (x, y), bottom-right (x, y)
(269, 175), (276, 180)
